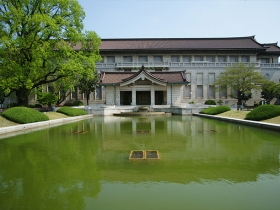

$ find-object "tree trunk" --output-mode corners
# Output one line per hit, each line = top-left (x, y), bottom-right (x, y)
(16, 88), (30, 106)
(86, 92), (90, 105)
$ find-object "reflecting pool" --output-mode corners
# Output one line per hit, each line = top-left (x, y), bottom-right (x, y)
(1, 115), (280, 210)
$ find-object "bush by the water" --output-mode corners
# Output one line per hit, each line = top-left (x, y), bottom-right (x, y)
(204, 100), (216, 105)
(245, 105), (280, 121)
(56, 107), (87, 116)
(2, 107), (49, 124)
(72, 100), (83, 106)
(199, 106), (231, 115)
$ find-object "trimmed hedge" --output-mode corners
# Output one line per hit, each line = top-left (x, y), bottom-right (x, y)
(199, 106), (231, 115)
(204, 100), (216, 105)
(2, 107), (49, 124)
(245, 105), (280, 121)
(56, 107), (87, 117)
(72, 100), (83, 106)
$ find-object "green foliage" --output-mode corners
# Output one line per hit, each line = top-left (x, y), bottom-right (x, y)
(37, 92), (58, 106)
(204, 100), (216, 105)
(2, 107), (49, 124)
(245, 105), (280, 121)
(200, 106), (231, 115)
(77, 74), (98, 105)
(72, 100), (83, 106)
(56, 107), (87, 116)
(216, 100), (223, 105)
(212, 63), (265, 104)
(0, 0), (101, 106)
(261, 80), (279, 103)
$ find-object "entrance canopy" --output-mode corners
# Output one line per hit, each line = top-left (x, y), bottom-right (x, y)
(98, 66), (189, 86)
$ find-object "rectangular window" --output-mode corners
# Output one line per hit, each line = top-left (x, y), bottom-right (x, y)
(261, 58), (269, 63)
(171, 55), (179, 62)
(197, 85), (203, 98)
(138, 56), (148, 62)
(183, 56), (191, 62)
(218, 56), (226, 62)
(241, 56), (250, 62)
(208, 85), (215, 99)
(194, 55), (203, 61)
(123, 56), (132, 62)
(206, 56), (215, 62)
(230, 56), (238, 62)
(107, 56), (115, 63)
(154, 55), (163, 62)
(185, 85), (191, 98)
(220, 85), (227, 98)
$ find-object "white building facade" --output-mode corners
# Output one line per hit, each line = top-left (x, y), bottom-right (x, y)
(96, 36), (280, 106)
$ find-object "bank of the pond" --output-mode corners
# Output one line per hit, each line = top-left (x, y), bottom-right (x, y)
(194, 113), (280, 131)
(0, 114), (93, 137)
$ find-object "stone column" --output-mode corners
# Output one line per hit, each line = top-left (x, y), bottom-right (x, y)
(132, 86), (136, 106)
(150, 85), (155, 105)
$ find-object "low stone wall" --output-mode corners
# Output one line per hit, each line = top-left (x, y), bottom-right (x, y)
(0, 115), (93, 139)
(194, 113), (280, 132)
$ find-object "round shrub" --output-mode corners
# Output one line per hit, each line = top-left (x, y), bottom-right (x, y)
(245, 105), (280, 121)
(200, 106), (231, 115)
(72, 100), (83, 106)
(2, 107), (49, 124)
(204, 100), (216, 105)
(56, 107), (87, 117)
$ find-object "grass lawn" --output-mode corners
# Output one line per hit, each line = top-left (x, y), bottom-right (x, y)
(1, 110), (280, 129)
(217, 110), (280, 124)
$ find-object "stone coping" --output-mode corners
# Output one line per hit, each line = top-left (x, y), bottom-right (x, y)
(194, 113), (280, 132)
(0, 114), (93, 139)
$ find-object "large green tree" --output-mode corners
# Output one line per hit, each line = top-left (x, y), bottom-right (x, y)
(0, 0), (101, 106)
(261, 80), (277, 104)
(213, 63), (266, 105)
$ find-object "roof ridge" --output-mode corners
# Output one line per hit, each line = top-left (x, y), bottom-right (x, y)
(101, 36), (255, 41)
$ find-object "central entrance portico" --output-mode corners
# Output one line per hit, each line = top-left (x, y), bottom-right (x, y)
(98, 66), (189, 106)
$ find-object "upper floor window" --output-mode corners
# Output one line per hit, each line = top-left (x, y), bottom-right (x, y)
(230, 56), (238, 62)
(241, 56), (250, 62)
(206, 56), (215, 62)
(261, 58), (269, 63)
(171, 55), (179, 62)
(123, 56), (132, 62)
(218, 56), (226, 62)
(194, 55), (203, 61)
(154, 55), (163, 62)
(138, 56), (148, 62)
(183, 56), (191, 62)
(107, 56), (115, 63)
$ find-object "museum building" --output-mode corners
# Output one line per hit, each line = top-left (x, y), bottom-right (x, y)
(95, 36), (280, 106)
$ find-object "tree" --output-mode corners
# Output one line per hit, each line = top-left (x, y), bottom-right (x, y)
(261, 80), (277, 104)
(77, 72), (99, 105)
(0, 0), (101, 106)
(213, 63), (265, 106)
(37, 92), (58, 108)
(49, 78), (73, 105)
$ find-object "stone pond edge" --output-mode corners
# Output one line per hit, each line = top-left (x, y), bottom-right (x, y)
(193, 113), (280, 132)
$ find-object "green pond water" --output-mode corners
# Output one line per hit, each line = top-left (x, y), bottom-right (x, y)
(0, 115), (280, 210)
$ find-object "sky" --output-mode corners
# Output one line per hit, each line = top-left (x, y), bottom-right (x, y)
(77, 0), (280, 44)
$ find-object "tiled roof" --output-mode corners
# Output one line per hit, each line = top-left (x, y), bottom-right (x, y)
(262, 43), (280, 53)
(99, 36), (267, 51)
(98, 69), (188, 85)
